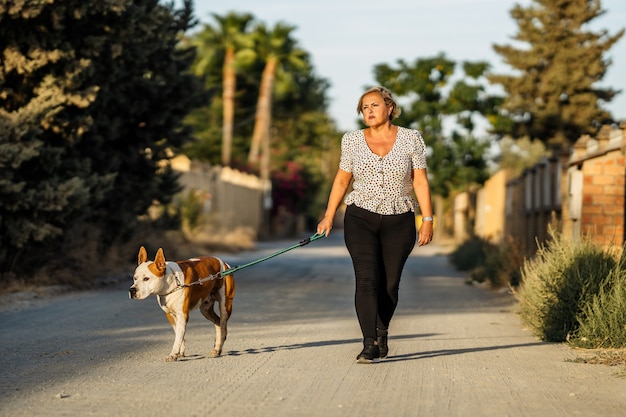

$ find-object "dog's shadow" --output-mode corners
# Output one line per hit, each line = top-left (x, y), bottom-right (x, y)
(178, 354), (206, 361)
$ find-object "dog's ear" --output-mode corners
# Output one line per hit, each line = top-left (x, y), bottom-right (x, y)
(154, 248), (166, 273)
(138, 246), (148, 265)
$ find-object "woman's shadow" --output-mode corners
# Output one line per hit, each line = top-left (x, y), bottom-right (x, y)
(226, 333), (545, 362)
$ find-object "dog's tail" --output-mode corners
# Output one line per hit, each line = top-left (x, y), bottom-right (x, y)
(221, 261), (236, 317)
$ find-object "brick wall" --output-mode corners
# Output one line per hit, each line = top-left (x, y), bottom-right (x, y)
(568, 124), (626, 246)
(459, 123), (626, 255)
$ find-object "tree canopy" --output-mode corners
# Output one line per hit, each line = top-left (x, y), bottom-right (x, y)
(372, 54), (497, 197)
(0, 0), (202, 276)
(189, 11), (255, 167)
(489, 0), (624, 149)
(184, 13), (337, 226)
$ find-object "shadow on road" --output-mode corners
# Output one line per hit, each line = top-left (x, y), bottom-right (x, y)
(384, 341), (547, 363)
(225, 333), (440, 356)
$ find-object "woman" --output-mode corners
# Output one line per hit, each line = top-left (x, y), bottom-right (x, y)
(316, 86), (434, 363)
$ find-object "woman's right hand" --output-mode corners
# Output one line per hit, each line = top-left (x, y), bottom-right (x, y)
(317, 215), (333, 237)
(316, 169), (352, 238)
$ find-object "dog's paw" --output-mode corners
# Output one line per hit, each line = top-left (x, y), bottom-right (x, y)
(165, 354), (179, 362)
(209, 349), (222, 358)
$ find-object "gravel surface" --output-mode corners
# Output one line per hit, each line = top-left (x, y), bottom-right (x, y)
(1, 231), (625, 417)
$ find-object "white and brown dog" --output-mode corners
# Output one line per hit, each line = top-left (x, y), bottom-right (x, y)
(129, 246), (235, 362)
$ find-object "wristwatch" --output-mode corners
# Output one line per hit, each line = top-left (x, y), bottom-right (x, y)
(422, 216), (434, 222)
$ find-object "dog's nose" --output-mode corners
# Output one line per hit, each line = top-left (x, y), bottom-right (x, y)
(129, 287), (137, 299)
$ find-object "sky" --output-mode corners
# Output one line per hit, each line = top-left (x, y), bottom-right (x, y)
(185, 0), (626, 133)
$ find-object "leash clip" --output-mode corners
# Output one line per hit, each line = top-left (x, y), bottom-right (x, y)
(299, 232), (325, 247)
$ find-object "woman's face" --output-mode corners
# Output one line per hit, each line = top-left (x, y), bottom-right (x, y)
(360, 92), (391, 128)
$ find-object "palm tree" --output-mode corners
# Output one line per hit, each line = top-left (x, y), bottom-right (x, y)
(247, 22), (309, 171)
(191, 12), (254, 167)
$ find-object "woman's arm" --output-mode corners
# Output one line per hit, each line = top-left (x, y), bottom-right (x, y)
(317, 169), (353, 236)
(413, 168), (433, 246)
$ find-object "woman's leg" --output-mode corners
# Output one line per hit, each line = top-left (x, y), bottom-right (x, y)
(344, 205), (381, 346)
(377, 211), (416, 333)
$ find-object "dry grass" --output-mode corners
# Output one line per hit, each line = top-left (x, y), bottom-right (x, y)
(571, 348), (626, 366)
(570, 348), (626, 377)
(0, 225), (256, 296)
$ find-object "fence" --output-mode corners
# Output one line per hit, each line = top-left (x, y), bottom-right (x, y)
(457, 122), (626, 256)
(504, 155), (564, 255)
(171, 155), (271, 240)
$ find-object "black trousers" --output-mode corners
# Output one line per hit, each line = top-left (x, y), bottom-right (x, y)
(343, 204), (416, 345)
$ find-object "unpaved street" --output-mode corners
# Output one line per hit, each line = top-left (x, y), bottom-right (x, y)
(1, 231), (625, 417)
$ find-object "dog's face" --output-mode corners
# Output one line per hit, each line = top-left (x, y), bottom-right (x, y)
(129, 246), (169, 300)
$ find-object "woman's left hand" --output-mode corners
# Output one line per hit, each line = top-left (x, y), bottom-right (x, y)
(417, 221), (433, 246)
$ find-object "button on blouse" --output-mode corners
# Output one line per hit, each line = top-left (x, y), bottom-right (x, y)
(339, 126), (428, 215)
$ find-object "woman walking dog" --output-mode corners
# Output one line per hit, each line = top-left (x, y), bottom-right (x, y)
(317, 86), (434, 363)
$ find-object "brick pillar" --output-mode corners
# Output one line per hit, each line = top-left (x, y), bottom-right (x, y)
(580, 151), (625, 246)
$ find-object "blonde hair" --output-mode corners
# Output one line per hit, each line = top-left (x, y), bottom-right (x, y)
(356, 86), (401, 120)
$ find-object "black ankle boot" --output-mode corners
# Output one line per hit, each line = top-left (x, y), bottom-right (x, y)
(377, 334), (388, 358)
(356, 344), (380, 364)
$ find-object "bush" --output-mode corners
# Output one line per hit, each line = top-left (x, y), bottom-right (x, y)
(449, 236), (493, 272)
(180, 190), (204, 232)
(570, 261), (626, 348)
(515, 228), (620, 343)
(470, 237), (525, 288)
(449, 236), (524, 288)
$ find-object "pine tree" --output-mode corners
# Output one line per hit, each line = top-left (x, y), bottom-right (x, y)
(489, 0), (624, 149)
(0, 0), (202, 276)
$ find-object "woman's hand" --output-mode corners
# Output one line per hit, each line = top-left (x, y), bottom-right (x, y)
(317, 215), (334, 237)
(417, 220), (433, 246)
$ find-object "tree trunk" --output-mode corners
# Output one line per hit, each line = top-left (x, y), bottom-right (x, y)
(222, 47), (236, 167)
(248, 57), (276, 165)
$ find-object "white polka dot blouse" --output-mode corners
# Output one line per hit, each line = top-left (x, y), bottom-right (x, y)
(339, 126), (428, 215)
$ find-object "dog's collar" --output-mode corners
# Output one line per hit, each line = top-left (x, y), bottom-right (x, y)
(160, 263), (225, 298)
(161, 265), (186, 296)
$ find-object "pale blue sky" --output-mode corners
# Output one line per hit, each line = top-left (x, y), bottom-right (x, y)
(188, 0), (625, 133)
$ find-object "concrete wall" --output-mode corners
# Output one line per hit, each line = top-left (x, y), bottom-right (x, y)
(171, 155), (271, 239)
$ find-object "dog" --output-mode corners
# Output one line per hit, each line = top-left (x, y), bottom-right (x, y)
(129, 246), (235, 362)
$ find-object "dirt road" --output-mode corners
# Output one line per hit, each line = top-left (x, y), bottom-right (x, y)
(1, 231), (625, 417)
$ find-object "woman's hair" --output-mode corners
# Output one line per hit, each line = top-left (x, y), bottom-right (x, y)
(356, 86), (401, 120)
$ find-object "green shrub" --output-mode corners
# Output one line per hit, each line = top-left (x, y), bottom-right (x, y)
(570, 260), (626, 348)
(470, 237), (524, 288)
(180, 190), (204, 232)
(449, 236), (494, 272)
(450, 236), (524, 288)
(515, 229), (619, 342)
